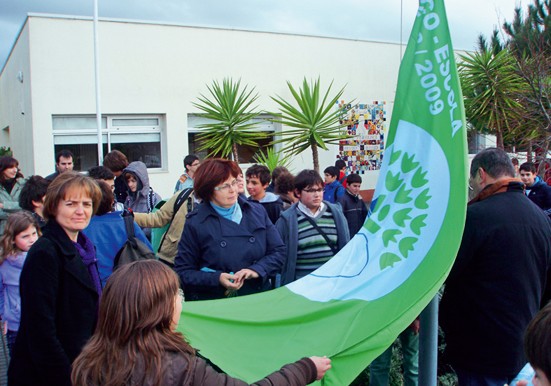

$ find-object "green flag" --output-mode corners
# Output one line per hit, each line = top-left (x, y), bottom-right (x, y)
(178, 0), (467, 384)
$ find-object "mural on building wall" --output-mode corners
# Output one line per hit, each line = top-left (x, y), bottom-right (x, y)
(337, 101), (387, 174)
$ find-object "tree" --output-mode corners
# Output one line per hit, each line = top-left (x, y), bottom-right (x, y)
(502, 0), (551, 161)
(253, 147), (292, 173)
(192, 78), (266, 162)
(270, 77), (350, 173)
(459, 48), (527, 149)
(0, 147), (12, 157)
(503, 0), (551, 57)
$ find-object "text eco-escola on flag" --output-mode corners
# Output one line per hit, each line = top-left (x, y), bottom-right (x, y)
(178, 0), (468, 384)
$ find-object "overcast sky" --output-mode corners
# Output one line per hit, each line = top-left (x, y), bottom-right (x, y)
(0, 0), (524, 67)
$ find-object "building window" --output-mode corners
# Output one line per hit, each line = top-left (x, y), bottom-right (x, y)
(52, 115), (164, 171)
(187, 114), (278, 164)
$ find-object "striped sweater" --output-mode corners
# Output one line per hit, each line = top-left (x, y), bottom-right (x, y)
(295, 207), (338, 280)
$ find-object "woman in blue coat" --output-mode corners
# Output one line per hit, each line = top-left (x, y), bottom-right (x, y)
(174, 158), (285, 301)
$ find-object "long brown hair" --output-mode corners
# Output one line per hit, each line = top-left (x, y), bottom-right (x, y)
(0, 156), (23, 182)
(71, 260), (195, 386)
(0, 211), (40, 261)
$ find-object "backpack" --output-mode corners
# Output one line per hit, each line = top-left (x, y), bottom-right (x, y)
(150, 188), (194, 254)
(113, 211), (157, 269)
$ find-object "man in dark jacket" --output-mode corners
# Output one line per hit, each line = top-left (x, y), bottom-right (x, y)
(337, 173), (367, 236)
(440, 148), (551, 386)
(519, 161), (551, 218)
(44, 149), (74, 181)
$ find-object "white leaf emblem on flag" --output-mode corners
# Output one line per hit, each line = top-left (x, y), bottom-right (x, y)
(288, 120), (450, 302)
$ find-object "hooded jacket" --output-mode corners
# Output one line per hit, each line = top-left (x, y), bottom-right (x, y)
(122, 161), (161, 238)
(323, 180), (345, 204)
(0, 251), (26, 331)
(248, 191), (284, 224)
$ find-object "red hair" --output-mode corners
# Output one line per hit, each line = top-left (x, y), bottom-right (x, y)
(193, 158), (240, 202)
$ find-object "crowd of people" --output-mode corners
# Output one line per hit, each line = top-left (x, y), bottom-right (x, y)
(0, 147), (549, 385)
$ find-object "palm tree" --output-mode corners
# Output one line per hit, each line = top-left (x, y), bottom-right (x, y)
(270, 77), (350, 173)
(253, 147), (292, 172)
(193, 78), (266, 162)
(459, 48), (526, 149)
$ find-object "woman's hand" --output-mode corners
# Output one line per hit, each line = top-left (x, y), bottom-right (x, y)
(309, 356), (331, 380)
(233, 269), (259, 285)
(219, 272), (243, 290)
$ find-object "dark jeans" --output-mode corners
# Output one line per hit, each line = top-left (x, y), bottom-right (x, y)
(455, 367), (511, 386)
(370, 329), (419, 386)
(6, 330), (17, 358)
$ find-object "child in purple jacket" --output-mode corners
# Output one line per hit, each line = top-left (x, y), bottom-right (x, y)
(0, 211), (40, 355)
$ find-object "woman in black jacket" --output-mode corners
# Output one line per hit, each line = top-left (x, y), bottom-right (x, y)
(8, 172), (102, 386)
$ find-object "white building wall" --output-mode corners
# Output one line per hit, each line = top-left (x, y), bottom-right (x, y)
(2, 14), (404, 198)
(0, 20), (34, 173)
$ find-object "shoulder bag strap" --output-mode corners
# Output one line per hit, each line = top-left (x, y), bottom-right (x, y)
(122, 211), (136, 240)
(298, 208), (338, 255)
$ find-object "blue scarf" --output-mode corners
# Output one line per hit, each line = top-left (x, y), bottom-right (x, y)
(211, 201), (243, 224)
(73, 232), (102, 297)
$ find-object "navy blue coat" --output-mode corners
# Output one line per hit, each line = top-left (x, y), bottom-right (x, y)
(174, 198), (285, 301)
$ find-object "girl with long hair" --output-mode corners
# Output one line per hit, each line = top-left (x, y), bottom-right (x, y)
(0, 211), (40, 355)
(0, 156), (25, 235)
(72, 260), (331, 386)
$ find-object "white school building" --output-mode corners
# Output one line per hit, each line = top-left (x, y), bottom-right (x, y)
(0, 14), (407, 199)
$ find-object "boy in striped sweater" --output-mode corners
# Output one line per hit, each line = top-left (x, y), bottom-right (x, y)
(276, 169), (350, 285)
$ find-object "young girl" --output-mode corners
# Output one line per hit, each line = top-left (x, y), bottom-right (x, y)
(0, 211), (39, 354)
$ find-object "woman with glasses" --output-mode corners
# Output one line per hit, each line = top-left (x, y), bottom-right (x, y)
(72, 260), (331, 385)
(174, 158), (285, 301)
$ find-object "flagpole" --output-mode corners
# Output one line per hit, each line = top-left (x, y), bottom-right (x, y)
(400, 0), (403, 60)
(419, 295), (439, 385)
(93, 0), (103, 164)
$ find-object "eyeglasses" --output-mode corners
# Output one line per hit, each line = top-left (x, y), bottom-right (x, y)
(214, 179), (238, 192)
(302, 188), (323, 193)
(177, 288), (185, 303)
